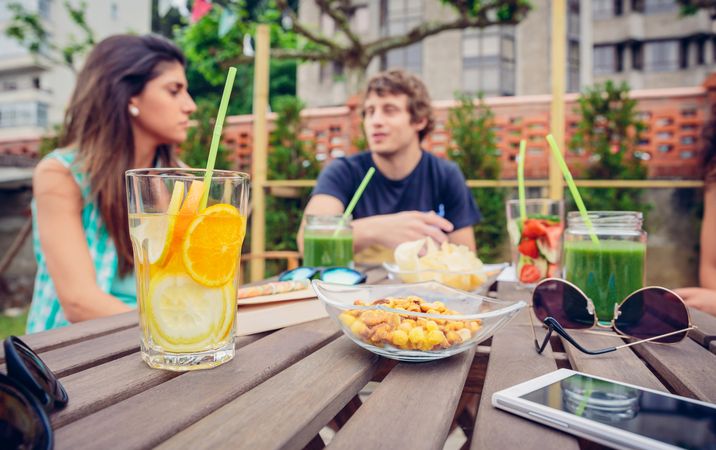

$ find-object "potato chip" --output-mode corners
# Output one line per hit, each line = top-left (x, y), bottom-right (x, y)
(393, 239), (487, 290)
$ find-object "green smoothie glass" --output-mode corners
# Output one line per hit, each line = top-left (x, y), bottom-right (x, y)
(562, 211), (646, 324)
(303, 215), (354, 267)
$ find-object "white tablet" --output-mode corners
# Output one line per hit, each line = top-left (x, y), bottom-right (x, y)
(492, 369), (716, 450)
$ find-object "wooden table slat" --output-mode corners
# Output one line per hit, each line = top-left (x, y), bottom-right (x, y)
(629, 336), (716, 402)
(157, 337), (380, 450)
(52, 333), (267, 428)
(688, 308), (716, 348)
(54, 318), (340, 450)
(0, 311), (137, 363)
(329, 347), (476, 450)
(561, 331), (666, 392)
(39, 326), (140, 377)
(472, 310), (580, 450)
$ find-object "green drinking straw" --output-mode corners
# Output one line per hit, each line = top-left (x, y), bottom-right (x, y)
(200, 66), (238, 210)
(517, 140), (527, 221)
(334, 167), (376, 236)
(546, 134), (600, 245)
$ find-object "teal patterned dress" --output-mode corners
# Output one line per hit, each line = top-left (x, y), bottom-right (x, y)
(26, 149), (136, 333)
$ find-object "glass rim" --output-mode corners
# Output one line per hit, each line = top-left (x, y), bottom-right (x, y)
(125, 167), (250, 180)
(507, 198), (564, 206)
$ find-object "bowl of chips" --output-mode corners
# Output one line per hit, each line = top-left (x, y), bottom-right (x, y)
(383, 238), (487, 291)
(312, 280), (525, 361)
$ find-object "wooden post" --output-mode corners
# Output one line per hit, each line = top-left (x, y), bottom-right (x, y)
(250, 24), (270, 282)
(549, 0), (566, 200)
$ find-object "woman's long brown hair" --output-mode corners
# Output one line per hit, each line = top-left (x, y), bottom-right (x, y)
(60, 34), (186, 276)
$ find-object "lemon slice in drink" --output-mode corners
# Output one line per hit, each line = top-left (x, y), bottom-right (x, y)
(132, 182), (185, 266)
(147, 273), (232, 352)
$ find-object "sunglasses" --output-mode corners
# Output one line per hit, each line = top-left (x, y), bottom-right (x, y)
(528, 278), (695, 356)
(279, 266), (367, 285)
(1, 336), (68, 450)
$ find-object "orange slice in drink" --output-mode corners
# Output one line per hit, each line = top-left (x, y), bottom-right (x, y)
(182, 203), (246, 287)
(172, 180), (204, 241)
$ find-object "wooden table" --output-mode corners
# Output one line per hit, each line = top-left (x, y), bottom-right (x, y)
(3, 272), (716, 450)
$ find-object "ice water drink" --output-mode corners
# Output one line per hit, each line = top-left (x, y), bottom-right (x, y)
(127, 169), (249, 371)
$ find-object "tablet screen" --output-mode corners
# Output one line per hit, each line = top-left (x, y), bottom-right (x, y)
(521, 374), (716, 449)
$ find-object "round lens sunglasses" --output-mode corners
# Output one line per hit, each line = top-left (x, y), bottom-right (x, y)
(528, 278), (696, 355)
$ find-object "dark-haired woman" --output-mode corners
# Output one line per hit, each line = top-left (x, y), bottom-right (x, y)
(27, 34), (196, 332)
(674, 114), (716, 316)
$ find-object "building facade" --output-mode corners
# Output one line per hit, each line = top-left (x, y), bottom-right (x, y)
(297, 0), (715, 107)
(0, 0), (151, 144)
(591, 0), (716, 90)
(297, 0), (587, 107)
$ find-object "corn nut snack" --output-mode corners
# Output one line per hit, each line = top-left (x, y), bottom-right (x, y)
(338, 295), (482, 351)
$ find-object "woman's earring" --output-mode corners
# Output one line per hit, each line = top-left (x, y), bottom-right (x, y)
(128, 104), (140, 117)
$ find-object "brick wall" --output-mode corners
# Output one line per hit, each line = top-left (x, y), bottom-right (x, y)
(1, 83), (709, 179)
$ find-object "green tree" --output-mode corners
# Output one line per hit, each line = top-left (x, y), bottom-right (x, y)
(675, 0), (716, 15)
(448, 94), (505, 262)
(179, 99), (231, 170)
(5, 0), (95, 74)
(177, 4), (297, 114)
(569, 81), (648, 214)
(185, 0), (531, 93)
(262, 96), (320, 273)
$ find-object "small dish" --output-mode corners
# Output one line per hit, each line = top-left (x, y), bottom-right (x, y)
(312, 280), (526, 362)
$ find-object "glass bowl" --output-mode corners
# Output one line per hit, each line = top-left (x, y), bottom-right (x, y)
(312, 280), (526, 362)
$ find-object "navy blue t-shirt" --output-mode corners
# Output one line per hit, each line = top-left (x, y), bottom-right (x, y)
(312, 151), (481, 230)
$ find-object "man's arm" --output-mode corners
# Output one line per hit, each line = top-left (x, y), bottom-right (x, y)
(448, 226), (476, 251)
(297, 195), (455, 254)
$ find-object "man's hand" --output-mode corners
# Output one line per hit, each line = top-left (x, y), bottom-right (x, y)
(353, 211), (454, 252)
(673, 287), (716, 317)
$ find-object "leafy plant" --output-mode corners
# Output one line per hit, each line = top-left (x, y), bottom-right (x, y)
(447, 93), (506, 262)
(569, 81), (648, 214)
(5, 0), (95, 74)
(179, 99), (231, 170)
(262, 96), (320, 274)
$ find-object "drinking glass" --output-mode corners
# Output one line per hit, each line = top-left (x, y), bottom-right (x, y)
(302, 215), (354, 267)
(126, 168), (249, 371)
(506, 199), (565, 285)
(563, 211), (647, 324)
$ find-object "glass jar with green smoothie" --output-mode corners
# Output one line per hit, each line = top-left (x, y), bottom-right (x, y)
(562, 211), (646, 324)
(303, 215), (354, 267)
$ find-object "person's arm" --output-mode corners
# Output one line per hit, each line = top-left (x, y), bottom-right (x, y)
(33, 159), (132, 323)
(673, 287), (716, 316)
(448, 226), (476, 251)
(296, 194), (455, 254)
(701, 184), (716, 289)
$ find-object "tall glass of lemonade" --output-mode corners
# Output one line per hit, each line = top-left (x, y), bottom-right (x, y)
(126, 168), (249, 371)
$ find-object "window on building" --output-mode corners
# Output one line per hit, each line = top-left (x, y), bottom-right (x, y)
(679, 39), (689, 69)
(568, 40), (580, 92)
(567, 0), (580, 38)
(38, 0), (50, 19)
(593, 45), (616, 74)
(632, 42), (644, 70)
(644, 40), (679, 71)
(593, 0), (623, 18)
(110, 2), (118, 20)
(1, 80), (18, 92)
(643, 0), (678, 14)
(380, 0), (423, 75)
(696, 39), (705, 65)
(616, 43), (625, 71)
(0, 102), (48, 128)
(462, 26), (515, 96)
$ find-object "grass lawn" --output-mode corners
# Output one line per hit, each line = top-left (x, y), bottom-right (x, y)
(0, 311), (28, 339)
